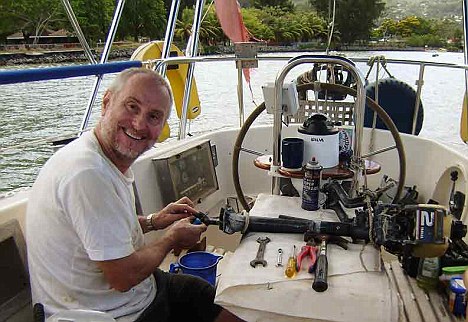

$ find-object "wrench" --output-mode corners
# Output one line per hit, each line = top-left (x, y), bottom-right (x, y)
(250, 236), (271, 267)
(276, 248), (283, 267)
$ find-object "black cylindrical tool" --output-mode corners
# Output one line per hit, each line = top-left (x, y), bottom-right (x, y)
(312, 239), (328, 292)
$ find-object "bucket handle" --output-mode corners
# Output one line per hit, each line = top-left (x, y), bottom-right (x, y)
(169, 263), (181, 273)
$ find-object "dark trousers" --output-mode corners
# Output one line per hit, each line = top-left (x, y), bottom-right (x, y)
(135, 269), (222, 322)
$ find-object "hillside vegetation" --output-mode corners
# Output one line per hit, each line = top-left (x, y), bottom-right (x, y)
(383, 0), (462, 20)
(292, 0), (463, 20)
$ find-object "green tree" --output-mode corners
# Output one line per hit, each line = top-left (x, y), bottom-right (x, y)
(198, 6), (225, 45)
(432, 19), (463, 43)
(163, 0), (196, 17)
(0, 0), (64, 44)
(174, 7), (223, 46)
(373, 15), (462, 50)
(175, 8), (195, 43)
(241, 7), (326, 44)
(259, 7), (299, 42)
(252, 0), (295, 11)
(241, 8), (274, 41)
(375, 18), (398, 39)
(118, 0), (167, 41)
(310, 0), (385, 44)
(395, 16), (432, 38)
(64, 0), (114, 44)
(406, 34), (444, 48)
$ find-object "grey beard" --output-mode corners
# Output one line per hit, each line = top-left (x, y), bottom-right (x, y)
(100, 122), (153, 161)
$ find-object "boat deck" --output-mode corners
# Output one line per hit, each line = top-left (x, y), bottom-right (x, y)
(385, 261), (461, 322)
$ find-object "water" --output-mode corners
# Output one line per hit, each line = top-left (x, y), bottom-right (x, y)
(1, 50), (467, 194)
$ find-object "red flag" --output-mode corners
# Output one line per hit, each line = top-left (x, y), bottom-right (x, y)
(214, 0), (251, 82)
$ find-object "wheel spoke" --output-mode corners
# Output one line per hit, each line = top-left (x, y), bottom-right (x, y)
(240, 147), (265, 156)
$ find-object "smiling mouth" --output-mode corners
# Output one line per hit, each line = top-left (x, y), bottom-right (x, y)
(123, 129), (144, 141)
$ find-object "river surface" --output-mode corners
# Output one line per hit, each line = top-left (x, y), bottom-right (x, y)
(1, 50), (467, 194)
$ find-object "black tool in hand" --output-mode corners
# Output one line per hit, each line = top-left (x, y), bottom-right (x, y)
(312, 239), (328, 292)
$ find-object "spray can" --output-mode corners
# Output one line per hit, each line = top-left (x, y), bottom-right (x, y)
(301, 158), (323, 211)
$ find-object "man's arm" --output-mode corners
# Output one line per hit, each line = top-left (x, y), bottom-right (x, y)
(96, 217), (206, 292)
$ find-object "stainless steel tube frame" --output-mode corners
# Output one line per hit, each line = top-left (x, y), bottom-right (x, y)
(79, 0), (126, 134)
(271, 55), (366, 195)
(178, 0), (205, 139)
(412, 64), (425, 135)
(236, 61), (245, 126)
(157, 0), (181, 77)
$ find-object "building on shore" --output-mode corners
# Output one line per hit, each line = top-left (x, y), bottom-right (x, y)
(3, 29), (78, 51)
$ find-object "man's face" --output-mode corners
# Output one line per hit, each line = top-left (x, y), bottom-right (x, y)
(98, 73), (171, 167)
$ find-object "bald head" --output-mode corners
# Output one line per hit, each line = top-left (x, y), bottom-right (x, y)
(109, 67), (173, 113)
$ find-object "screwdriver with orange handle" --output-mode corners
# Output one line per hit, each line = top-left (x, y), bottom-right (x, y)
(285, 245), (297, 278)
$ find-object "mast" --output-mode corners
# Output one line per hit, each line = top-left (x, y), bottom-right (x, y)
(463, 0), (468, 89)
(462, 0), (468, 143)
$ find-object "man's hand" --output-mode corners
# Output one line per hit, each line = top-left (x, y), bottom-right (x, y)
(165, 217), (208, 249)
(151, 196), (197, 230)
(97, 217), (207, 292)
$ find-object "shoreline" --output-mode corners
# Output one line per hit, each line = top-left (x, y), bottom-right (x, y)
(0, 44), (454, 66)
(0, 48), (136, 66)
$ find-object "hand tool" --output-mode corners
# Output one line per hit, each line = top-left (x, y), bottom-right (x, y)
(304, 232), (348, 292)
(193, 211), (220, 226)
(276, 248), (283, 267)
(296, 242), (318, 273)
(285, 245), (297, 278)
(312, 239), (328, 292)
(250, 236), (271, 267)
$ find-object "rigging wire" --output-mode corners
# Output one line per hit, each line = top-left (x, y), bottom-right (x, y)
(326, 0), (336, 55)
(201, 0), (215, 23)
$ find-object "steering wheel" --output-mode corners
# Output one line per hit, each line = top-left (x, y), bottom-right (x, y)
(233, 82), (407, 211)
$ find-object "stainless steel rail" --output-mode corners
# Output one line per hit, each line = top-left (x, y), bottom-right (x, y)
(412, 63), (425, 135)
(148, 55), (468, 69)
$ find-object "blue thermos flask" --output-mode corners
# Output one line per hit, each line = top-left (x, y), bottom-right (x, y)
(301, 158), (323, 211)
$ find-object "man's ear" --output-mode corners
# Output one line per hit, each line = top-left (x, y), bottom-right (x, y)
(101, 90), (112, 116)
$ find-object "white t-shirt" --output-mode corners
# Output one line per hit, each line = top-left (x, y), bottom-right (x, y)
(26, 130), (156, 321)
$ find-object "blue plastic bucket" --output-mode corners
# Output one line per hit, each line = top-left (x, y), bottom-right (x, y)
(169, 251), (223, 286)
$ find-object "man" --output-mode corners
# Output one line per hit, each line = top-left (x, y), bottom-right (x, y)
(26, 68), (242, 322)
